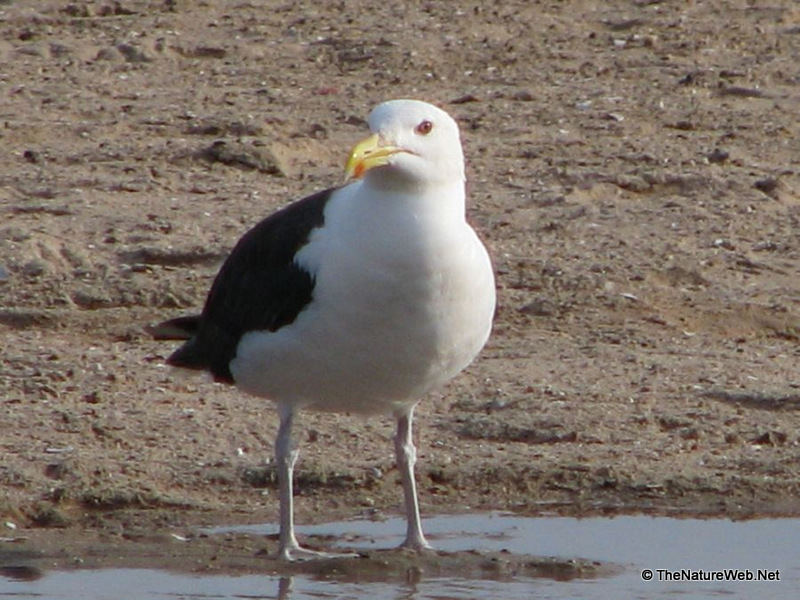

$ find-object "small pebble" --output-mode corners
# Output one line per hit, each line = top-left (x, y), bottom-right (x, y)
(707, 148), (729, 164)
(754, 177), (779, 196)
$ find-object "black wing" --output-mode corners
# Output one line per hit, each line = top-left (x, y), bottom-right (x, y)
(162, 187), (335, 383)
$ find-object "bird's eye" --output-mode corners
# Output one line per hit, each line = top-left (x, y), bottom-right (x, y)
(415, 120), (433, 135)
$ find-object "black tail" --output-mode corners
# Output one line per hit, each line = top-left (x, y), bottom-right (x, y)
(147, 315), (234, 383)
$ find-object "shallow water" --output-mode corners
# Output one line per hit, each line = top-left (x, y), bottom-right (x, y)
(2, 513), (798, 599)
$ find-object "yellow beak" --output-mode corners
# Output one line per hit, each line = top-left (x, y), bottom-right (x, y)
(345, 134), (404, 180)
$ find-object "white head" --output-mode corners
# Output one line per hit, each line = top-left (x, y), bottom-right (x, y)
(345, 99), (465, 190)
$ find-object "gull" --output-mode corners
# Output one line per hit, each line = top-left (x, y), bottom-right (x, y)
(150, 99), (496, 560)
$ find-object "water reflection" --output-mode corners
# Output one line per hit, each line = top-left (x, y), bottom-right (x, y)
(277, 576), (292, 600)
(1, 513), (798, 599)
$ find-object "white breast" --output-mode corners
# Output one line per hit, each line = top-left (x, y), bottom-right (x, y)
(231, 181), (495, 415)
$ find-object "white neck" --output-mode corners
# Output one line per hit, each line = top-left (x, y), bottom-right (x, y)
(357, 177), (467, 225)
